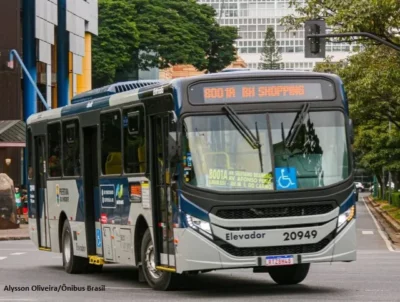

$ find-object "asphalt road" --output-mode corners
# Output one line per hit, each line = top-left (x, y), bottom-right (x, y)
(1, 193), (400, 302)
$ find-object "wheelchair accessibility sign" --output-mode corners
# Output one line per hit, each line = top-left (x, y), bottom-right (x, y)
(275, 167), (297, 190)
(96, 228), (102, 248)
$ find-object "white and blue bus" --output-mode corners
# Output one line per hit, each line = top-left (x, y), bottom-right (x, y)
(27, 71), (356, 290)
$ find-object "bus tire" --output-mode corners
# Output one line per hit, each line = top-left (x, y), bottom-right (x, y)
(141, 229), (177, 290)
(268, 263), (310, 285)
(61, 220), (86, 274)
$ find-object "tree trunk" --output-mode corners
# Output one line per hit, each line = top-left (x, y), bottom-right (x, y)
(376, 174), (384, 199)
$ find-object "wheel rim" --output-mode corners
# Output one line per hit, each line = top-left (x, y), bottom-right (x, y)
(145, 243), (162, 279)
(64, 232), (71, 264)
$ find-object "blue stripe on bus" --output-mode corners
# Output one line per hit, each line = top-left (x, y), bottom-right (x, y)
(339, 191), (356, 215)
(75, 179), (85, 222)
(179, 193), (209, 222)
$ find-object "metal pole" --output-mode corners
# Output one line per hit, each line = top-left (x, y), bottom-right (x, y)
(9, 50), (50, 110)
(388, 121), (392, 204)
(57, 0), (70, 107)
(382, 167), (386, 200)
(307, 32), (400, 52)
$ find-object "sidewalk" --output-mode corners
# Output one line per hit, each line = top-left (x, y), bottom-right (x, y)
(0, 223), (29, 241)
(365, 195), (400, 246)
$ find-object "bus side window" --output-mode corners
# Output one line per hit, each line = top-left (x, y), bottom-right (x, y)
(100, 111), (122, 175)
(47, 123), (62, 177)
(123, 107), (146, 174)
(62, 120), (80, 176)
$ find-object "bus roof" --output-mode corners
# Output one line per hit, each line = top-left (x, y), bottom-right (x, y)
(27, 71), (343, 125)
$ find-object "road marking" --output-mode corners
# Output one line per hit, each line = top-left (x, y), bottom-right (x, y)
(0, 300), (34, 302)
(362, 231), (374, 235)
(105, 286), (151, 290)
(363, 197), (400, 253)
(10, 252), (26, 256)
(0, 257), (7, 260)
(0, 249), (37, 251)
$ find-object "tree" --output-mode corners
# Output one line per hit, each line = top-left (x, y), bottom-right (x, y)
(92, 0), (139, 87)
(281, 0), (400, 45)
(133, 0), (238, 73)
(93, 0), (238, 85)
(353, 121), (400, 194)
(200, 24), (238, 74)
(259, 27), (282, 70)
(313, 56), (347, 75)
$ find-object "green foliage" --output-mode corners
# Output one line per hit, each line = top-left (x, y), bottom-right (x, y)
(202, 25), (238, 74)
(134, 0), (238, 73)
(339, 47), (400, 129)
(92, 0), (139, 87)
(259, 27), (282, 70)
(391, 193), (400, 207)
(313, 56), (347, 75)
(93, 0), (238, 86)
(282, 0), (400, 44)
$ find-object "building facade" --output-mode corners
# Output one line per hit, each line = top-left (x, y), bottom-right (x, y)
(0, 0), (98, 186)
(198, 0), (356, 70)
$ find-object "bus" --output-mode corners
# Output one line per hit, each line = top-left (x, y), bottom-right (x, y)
(26, 71), (356, 290)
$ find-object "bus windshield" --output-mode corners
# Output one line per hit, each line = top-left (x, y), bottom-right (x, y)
(182, 111), (350, 192)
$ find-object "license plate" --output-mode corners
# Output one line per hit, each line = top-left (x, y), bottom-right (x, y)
(266, 255), (294, 266)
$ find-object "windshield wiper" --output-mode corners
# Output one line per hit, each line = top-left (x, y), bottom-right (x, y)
(285, 103), (310, 148)
(222, 105), (261, 149)
(222, 105), (263, 172)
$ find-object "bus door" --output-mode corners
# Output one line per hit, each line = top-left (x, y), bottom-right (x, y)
(82, 126), (99, 257)
(151, 113), (178, 269)
(34, 135), (50, 248)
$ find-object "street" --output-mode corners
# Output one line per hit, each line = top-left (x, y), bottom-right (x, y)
(1, 194), (399, 302)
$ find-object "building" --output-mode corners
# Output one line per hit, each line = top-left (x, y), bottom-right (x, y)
(159, 56), (247, 80)
(0, 0), (98, 185)
(198, 0), (356, 70)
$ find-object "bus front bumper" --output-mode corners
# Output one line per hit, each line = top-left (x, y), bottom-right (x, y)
(173, 219), (356, 274)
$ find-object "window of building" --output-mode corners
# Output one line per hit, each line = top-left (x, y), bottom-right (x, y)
(101, 111), (122, 175)
(63, 120), (80, 176)
(48, 123), (62, 177)
(123, 106), (146, 174)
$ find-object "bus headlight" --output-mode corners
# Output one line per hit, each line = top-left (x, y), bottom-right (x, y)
(337, 205), (355, 231)
(186, 214), (213, 239)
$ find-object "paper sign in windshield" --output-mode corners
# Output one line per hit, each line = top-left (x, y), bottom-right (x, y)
(208, 168), (273, 190)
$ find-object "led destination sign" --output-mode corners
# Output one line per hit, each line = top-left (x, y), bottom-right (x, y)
(189, 79), (335, 104)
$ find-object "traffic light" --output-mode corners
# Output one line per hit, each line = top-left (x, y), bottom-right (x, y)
(304, 20), (326, 58)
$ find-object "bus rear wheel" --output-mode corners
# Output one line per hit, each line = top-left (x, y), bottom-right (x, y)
(141, 229), (178, 290)
(268, 263), (310, 285)
(61, 220), (87, 274)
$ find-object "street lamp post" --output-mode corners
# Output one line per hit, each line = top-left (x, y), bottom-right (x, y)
(388, 120), (392, 204)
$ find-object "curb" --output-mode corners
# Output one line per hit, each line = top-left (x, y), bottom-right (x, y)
(367, 196), (400, 233)
(0, 236), (30, 241)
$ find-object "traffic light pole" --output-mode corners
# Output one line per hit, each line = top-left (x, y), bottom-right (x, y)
(307, 32), (400, 52)
(305, 20), (400, 203)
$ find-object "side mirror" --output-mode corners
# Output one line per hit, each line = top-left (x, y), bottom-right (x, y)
(349, 119), (354, 144)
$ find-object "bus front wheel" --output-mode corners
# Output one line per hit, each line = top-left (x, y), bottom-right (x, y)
(268, 263), (310, 285)
(141, 229), (178, 290)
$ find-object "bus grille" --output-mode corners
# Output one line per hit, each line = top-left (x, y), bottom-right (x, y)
(219, 237), (331, 257)
(215, 204), (334, 219)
